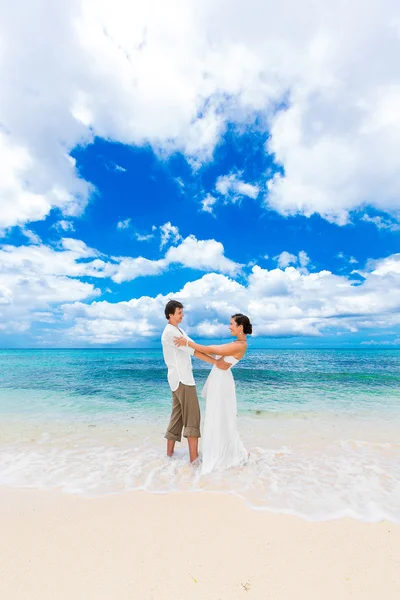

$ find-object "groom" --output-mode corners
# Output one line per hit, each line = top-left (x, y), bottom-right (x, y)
(162, 300), (229, 463)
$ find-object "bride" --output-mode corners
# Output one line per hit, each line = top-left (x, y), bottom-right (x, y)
(174, 313), (252, 474)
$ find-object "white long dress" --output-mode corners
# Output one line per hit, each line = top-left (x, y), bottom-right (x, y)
(201, 355), (248, 475)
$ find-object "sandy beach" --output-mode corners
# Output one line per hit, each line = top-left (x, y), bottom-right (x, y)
(1, 487), (399, 600)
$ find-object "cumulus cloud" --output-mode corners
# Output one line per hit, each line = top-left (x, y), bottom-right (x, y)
(0, 231), (243, 335)
(165, 236), (241, 276)
(1, 0), (400, 231)
(1, 228), (400, 343)
(61, 272), (247, 344)
(65, 317), (157, 345)
(359, 253), (400, 277)
(54, 251), (400, 345)
(112, 257), (166, 284)
(112, 235), (241, 282)
(275, 250), (310, 271)
(276, 251), (298, 268)
(0, 238), (104, 333)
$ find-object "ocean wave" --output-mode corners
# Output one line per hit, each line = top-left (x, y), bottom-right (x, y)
(1, 430), (399, 524)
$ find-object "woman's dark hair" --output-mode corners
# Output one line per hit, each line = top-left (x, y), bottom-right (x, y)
(231, 313), (252, 335)
(165, 300), (184, 320)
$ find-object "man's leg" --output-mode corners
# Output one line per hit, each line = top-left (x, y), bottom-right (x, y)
(181, 385), (201, 463)
(167, 439), (175, 457)
(164, 391), (183, 455)
(187, 436), (199, 463)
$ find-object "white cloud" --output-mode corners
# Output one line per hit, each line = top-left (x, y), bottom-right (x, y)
(112, 235), (242, 282)
(337, 251), (358, 264)
(132, 225), (157, 241)
(159, 222), (182, 249)
(112, 257), (166, 283)
(2, 229), (400, 343)
(2, 218), (400, 344)
(0, 238), (104, 333)
(61, 295), (168, 344)
(0, 127), (91, 233)
(275, 250), (311, 272)
(0, 285), (13, 306)
(276, 251), (297, 268)
(360, 253), (400, 277)
(298, 251), (310, 268)
(362, 339), (400, 346)
(61, 272), (247, 344)
(117, 218), (131, 230)
(165, 236), (241, 276)
(201, 194), (217, 214)
(0, 232), (241, 311)
(135, 232), (155, 242)
(2, 0), (399, 230)
(65, 317), (156, 345)
(20, 228), (42, 245)
(361, 214), (400, 231)
(56, 251), (400, 345)
(0, 238), (110, 278)
(215, 172), (260, 203)
(0, 133), (53, 231)
(54, 220), (75, 232)
(196, 320), (229, 337)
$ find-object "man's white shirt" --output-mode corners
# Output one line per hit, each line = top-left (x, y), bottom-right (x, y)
(161, 323), (195, 392)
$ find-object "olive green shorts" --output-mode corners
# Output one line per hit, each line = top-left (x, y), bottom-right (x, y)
(165, 383), (201, 442)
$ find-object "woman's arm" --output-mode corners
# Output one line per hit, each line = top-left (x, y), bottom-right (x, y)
(175, 337), (246, 357)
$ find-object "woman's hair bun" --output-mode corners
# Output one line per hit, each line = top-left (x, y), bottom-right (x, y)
(232, 313), (252, 335)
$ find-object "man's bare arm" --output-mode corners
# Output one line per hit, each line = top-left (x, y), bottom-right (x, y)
(193, 350), (230, 370)
(175, 337), (246, 357)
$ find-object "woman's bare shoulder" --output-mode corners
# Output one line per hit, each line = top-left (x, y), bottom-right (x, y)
(233, 340), (248, 359)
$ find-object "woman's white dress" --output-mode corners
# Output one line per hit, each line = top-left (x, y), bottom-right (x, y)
(201, 355), (248, 475)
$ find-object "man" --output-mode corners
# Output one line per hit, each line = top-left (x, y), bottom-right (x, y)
(162, 299), (229, 463)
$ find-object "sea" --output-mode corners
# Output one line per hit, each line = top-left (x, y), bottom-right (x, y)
(1, 348), (399, 523)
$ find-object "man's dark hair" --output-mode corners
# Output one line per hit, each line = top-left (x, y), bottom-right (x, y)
(165, 300), (184, 320)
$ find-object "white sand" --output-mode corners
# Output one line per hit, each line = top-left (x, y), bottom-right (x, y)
(1, 487), (399, 600)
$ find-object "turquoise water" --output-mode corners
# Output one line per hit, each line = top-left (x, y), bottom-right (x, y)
(1, 348), (399, 415)
(1, 349), (399, 522)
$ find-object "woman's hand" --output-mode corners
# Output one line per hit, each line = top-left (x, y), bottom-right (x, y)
(174, 336), (187, 347)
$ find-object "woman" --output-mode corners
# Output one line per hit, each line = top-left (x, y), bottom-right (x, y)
(174, 313), (252, 474)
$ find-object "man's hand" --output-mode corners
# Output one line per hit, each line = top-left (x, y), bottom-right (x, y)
(174, 336), (187, 347)
(215, 357), (231, 370)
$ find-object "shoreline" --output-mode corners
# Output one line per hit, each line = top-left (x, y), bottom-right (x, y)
(1, 486), (399, 600)
(3, 483), (400, 525)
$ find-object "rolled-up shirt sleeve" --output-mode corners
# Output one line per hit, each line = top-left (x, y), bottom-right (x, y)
(162, 328), (195, 356)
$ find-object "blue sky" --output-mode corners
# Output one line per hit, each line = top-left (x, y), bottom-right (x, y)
(1, 0), (399, 347)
